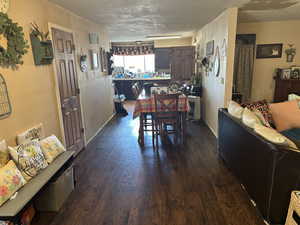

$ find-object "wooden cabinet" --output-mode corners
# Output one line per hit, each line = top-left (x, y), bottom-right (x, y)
(274, 78), (300, 102)
(170, 46), (195, 81)
(154, 46), (195, 81)
(155, 48), (171, 72)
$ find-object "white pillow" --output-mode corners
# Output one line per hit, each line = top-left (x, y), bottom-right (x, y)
(228, 101), (244, 119)
(254, 124), (298, 149)
(288, 94), (300, 101)
(242, 108), (262, 128)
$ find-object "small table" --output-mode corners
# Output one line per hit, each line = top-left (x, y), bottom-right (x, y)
(133, 90), (190, 147)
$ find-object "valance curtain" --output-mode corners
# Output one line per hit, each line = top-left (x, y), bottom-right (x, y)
(111, 41), (154, 56)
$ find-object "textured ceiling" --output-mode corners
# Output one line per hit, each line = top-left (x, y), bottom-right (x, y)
(50, 0), (248, 41)
(50, 0), (300, 41)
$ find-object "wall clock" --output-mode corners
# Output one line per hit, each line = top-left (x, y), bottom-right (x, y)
(0, 0), (9, 13)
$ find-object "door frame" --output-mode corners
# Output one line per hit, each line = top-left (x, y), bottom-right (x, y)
(48, 23), (86, 147)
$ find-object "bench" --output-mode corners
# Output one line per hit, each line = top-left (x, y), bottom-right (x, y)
(0, 151), (75, 223)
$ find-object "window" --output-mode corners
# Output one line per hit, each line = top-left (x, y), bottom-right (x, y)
(113, 55), (155, 73)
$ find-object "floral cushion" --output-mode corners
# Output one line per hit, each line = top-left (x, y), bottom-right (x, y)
(39, 135), (66, 164)
(0, 160), (26, 207)
(0, 140), (9, 168)
(8, 140), (48, 181)
(242, 100), (273, 125)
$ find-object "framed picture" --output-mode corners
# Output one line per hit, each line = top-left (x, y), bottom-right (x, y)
(89, 50), (99, 70)
(256, 43), (283, 59)
(206, 40), (214, 56)
(281, 68), (291, 80)
(291, 67), (300, 79)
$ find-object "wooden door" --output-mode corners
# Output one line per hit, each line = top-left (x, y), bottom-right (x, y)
(52, 28), (84, 155)
(170, 47), (195, 81)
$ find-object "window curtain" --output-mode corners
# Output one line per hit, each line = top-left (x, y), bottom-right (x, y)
(233, 43), (255, 102)
(111, 41), (154, 56)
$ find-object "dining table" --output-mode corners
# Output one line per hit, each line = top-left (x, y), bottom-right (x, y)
(133, 89), (190, 147)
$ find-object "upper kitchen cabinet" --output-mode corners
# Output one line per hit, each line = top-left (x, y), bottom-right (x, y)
(155, 48), (171, 72)
(170, 46), (195, 81)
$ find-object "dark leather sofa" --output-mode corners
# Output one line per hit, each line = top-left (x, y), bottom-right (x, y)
(218, 108), (300, 225)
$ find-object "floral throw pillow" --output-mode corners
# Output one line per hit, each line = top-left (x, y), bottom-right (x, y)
(0, 160), (26, 207)
(39, 135), (66, 164)
(8, 140), (48, 181)
(0, 140), (10, 168)
(242, 100), (273, 125)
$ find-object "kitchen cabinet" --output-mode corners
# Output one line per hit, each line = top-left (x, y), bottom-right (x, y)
(155, 46), (195, 81)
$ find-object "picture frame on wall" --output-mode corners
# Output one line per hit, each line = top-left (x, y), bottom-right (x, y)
(206, 40), (214, 56)
(256, 43), (283, 59)
(89, 50), (99, 70)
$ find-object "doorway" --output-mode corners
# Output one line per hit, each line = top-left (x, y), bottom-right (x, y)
(51, 27), (85, 155)
(233, 34), (256, 103)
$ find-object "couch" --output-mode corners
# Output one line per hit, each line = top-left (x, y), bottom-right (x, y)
(218, 108), (300, 225)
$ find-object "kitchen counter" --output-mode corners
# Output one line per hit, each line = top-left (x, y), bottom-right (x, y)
(112, 77), (171, 81)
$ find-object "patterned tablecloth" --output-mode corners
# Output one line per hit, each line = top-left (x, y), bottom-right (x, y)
(133, 95), (190, 118)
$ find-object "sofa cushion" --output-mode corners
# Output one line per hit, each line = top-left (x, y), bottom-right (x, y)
(228, 101), (244, 119)
(242, 108), (262, 128)
(270, 100), (300, 132)
(254, 124), (298, 149)
(242, 100), (273, 125)
(281, 128), (300, 148)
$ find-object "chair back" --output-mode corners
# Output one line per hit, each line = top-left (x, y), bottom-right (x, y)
(132, 83), (140, 98)
(154, 94), (180, 119)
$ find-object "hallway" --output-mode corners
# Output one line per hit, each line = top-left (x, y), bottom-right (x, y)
(34, 107), (264, 225)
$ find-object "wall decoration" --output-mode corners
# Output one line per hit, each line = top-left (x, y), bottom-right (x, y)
(285, 44), (296, 63)
(221, 38), (227, 59)
(256, 43), (283, 59)
(280, 68), (291, 79)
(0, 13), (29, 69)
(206, 40), (214, 56)
(213, 46), (220, 77)
(89, 50), (99, 70)
(0, 74), (12, 119)
(89, 33), (99, 44)
(79, 54), (88, 72)
(291, 67), (300, 79)
(111, 41), (154, 55)
(0, 0), (9, 13)
(30, 23), (53, 66)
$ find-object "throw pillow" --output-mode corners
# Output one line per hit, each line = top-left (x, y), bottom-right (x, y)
(8, 140), (48, 181)
(0, 140), (9, 168)
(0, 160), (26, 207)
(228, 101), (244, 119)
(288, 94), (300, 101)
(269, 100), (300, 132)
(254, 124), (298, 149)
(253, 109), (272, 128)
(40, 135), (66, 164)
(242, 100), (273, 125)
(242, 108), (262, 128)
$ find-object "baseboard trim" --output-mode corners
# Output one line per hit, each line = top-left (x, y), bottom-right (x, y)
(86, 113), (116, 144)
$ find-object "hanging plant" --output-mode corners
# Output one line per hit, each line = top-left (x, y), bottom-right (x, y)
(0, 12), (29, 69)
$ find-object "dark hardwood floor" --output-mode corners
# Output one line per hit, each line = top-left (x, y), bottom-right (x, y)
(33, 102), (264, 225)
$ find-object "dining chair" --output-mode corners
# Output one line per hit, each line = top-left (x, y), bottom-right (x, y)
(152, 93), (181, 148)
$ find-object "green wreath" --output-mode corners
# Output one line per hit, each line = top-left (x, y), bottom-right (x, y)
(0, 12), (29, 69)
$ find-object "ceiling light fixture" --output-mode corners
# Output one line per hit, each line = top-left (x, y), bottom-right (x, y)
(146, 35), (182, 40)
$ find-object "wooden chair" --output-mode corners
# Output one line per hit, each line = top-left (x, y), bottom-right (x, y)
(152, 93), (181, 148)
(132, 83), (153, 135)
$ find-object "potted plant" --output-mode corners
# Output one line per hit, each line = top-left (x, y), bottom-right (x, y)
(285, 44), (296, 63)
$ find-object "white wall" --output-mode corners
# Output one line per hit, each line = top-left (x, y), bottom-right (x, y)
(238, 20), (300, 102)
(195, 8), (238, 136)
